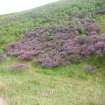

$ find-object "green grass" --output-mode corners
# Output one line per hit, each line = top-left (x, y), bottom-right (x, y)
(94, 15), (105, 32)
(0, 57), (105, 105)
(0, 0), (105, 105)
(0, 0), (105, 46)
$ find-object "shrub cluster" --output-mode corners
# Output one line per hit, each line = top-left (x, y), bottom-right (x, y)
(5, 18), (105, 67)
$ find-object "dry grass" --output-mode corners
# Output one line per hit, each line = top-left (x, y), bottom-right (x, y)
(0, 58), (105, 105)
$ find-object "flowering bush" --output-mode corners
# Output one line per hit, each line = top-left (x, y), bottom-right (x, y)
(5, 18), (105, 67)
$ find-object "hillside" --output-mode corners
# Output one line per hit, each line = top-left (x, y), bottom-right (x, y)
(0, 0), (105, 105)
(0, 0), (105, 46)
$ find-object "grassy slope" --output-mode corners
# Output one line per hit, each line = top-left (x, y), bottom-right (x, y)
(0, 0), (105, 105)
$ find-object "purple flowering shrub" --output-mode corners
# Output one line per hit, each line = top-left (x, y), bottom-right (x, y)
(5, 18), (105, 67)
(6, 43), (22, 56)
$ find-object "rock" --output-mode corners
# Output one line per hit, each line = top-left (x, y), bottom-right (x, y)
(84, 65), (96, 73)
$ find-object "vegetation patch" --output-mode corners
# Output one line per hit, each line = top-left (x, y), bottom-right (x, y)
(0, 0), (105, 105)
(5, 17), (105, 67)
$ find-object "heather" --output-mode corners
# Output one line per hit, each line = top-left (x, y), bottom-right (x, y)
(5, 17), (105, 67)
(0, 0), (105, 105)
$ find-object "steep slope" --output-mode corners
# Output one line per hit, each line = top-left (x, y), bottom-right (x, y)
(0, 0), (105, 47)
(0, 0), (105, 105)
